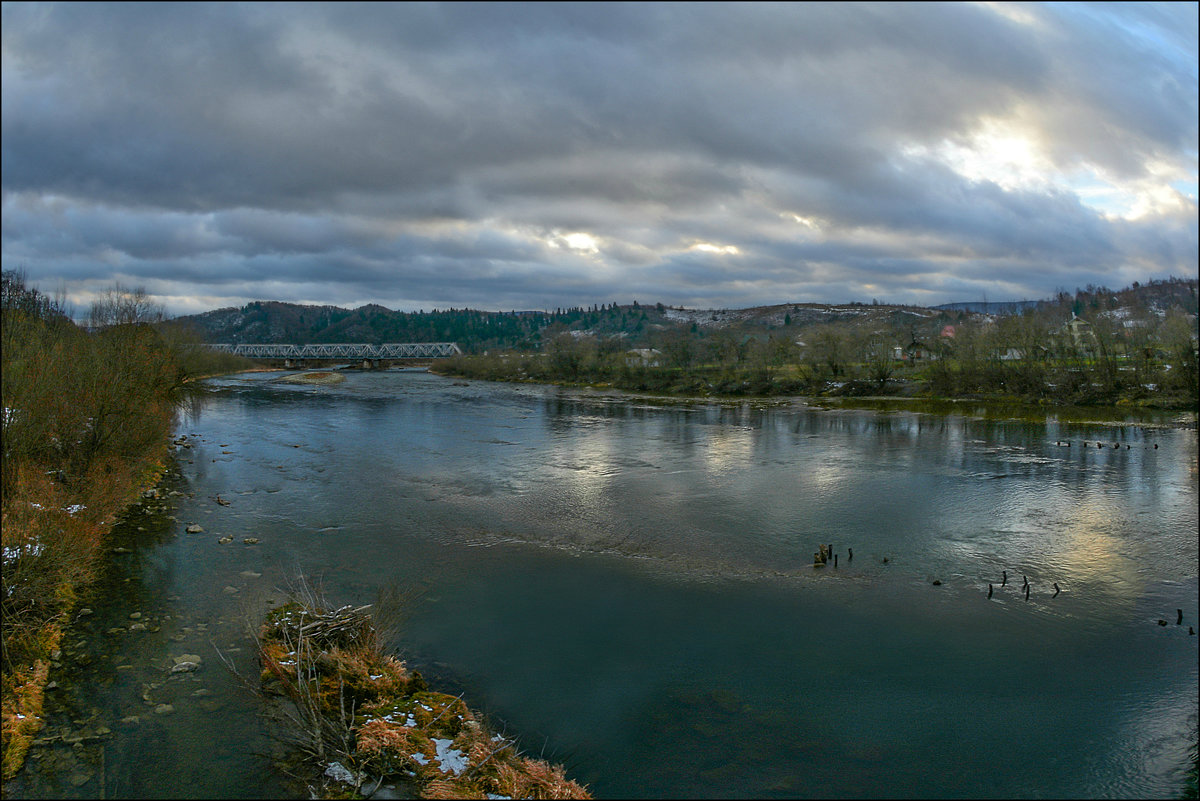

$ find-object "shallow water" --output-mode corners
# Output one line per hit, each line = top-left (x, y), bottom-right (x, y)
(10, 370), (1198, 799)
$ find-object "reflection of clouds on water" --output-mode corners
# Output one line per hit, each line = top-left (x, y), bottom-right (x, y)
(701, 426), (754, 475)
(805, 460), (849, 495)
(1056, 497), (1142, 601)
(553, 425), (619, 509)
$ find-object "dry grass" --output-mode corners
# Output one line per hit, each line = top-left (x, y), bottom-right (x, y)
(0, 659), (49, 780)
(255, 576), (591, 799)
(0, 447), (168, 779)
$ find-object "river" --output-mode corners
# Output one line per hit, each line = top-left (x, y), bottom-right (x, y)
(9, 369), (1198, 799)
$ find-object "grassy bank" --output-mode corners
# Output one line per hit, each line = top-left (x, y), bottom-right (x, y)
(0, 271), (252, 779)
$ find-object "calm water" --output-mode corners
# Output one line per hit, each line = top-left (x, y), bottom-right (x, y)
(11, 370), (1198, 799)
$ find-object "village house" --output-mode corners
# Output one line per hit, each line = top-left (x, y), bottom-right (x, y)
(1054, 312), (1097, 356)
(892, 335), (936, 361)
(1060, 312), (1093, 345)
(625, 347), (662, 367)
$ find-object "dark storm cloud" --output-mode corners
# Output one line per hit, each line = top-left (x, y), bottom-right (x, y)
(2, 2), (1196, 315)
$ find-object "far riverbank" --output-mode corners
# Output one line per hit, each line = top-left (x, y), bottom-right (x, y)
(429, 361), (1197, 428)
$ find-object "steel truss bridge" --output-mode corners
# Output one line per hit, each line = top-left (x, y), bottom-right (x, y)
(204, 342), (462, 360)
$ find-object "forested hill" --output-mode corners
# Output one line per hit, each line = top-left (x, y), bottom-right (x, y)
(167, 277), (1197, 354)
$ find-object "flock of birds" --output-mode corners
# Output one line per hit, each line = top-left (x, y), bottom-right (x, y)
(1054, 440), (1157, 449)
(984, 569), (1057, 601)
(815, 551), (1194, 635)
(811, 435), (1188, 632)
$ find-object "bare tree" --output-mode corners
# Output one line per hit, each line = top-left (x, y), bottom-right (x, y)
(861, 331), (895, 390)
(87, 284), (164, 330)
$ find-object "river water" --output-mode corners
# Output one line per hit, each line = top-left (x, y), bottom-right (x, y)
(10, 370), (1198, 799)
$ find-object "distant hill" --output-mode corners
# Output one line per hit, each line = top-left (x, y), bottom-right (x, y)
(932, 300), (1043, 313)
(165, 277), (1197, 353)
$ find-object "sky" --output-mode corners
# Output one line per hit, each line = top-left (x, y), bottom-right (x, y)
(2, 2), (1197, 319)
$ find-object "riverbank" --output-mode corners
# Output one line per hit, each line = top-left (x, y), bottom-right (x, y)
(2, 274), (206, 783)
(430, 363), (1198, 428)
(1, 453), (173, 781)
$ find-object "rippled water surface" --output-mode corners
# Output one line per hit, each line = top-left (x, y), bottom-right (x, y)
(11, 370), (1198, 799)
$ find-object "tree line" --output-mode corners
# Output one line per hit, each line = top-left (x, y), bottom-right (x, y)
(436, 285), (1199, 408)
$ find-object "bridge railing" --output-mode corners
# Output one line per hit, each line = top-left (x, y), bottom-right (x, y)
(204, 342), (462, 359)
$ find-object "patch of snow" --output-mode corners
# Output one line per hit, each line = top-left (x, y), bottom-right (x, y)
(324, 761), (358, 785)
(433, 738), (469, 775)
(64, 504), (86, 515)
(411, 753), (428, 765)
(4, 538), (46, 565)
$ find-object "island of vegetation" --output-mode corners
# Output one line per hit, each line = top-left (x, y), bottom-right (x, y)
(253, 580), (590, 799)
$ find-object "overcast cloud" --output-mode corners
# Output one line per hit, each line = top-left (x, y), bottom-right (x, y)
(2, 1), (1196, 317)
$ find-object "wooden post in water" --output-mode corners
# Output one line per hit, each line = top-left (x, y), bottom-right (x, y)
(987, 584), (993, 598)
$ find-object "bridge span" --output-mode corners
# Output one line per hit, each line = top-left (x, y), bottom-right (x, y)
(205, 342), (462, 367)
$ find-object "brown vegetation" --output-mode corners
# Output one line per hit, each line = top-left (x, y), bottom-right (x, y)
(253, 578), (590, 799)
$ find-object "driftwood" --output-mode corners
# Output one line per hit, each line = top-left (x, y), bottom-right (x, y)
(273, 604), (374, 649)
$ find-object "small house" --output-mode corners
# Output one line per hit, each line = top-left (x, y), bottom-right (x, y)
(625, 348), (662, 367)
